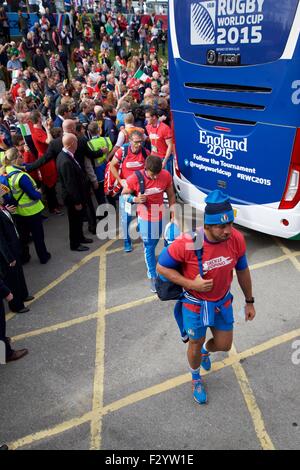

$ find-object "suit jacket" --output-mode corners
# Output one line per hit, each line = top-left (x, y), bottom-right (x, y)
(56, 150), (87, 206)
(0, 209), (20, 279)
(53, 116), (63, 128)
(0, 278), (10, 300)
(26, 136), (102, 173)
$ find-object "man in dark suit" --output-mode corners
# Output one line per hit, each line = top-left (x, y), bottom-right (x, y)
(24, 119), (108, 234)
(0, 201), (34, 313)
(0, 278), (29, 363)
(56, 134), (92, 252)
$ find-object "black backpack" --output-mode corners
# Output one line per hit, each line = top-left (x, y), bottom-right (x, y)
(155, 230), (204, 301)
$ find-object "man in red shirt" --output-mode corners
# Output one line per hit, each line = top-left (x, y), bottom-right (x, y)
(110, 131), (149, 253)
(30, 110), (60, 214)
(145, 107), (173, 174)
(157, 190), (256, 404)
(122, 155), (176, 291)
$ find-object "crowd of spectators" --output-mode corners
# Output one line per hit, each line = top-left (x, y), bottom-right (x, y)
(0, 0), (172, 364)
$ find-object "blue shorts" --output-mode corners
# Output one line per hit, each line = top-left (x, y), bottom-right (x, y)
(182, 301), (234, 340)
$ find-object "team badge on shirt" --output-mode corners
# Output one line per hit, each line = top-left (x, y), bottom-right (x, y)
(203, 256), (233, 273)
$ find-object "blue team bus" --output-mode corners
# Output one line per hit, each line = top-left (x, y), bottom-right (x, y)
(169, 0), (300, 239)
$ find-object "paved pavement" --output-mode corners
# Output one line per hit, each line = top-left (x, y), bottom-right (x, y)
(0, 207), (300, 450)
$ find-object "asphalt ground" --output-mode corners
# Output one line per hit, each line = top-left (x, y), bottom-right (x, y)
(0, 204), (300, 451)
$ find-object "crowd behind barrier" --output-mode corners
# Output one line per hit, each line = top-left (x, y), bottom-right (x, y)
(3, 12), (167, 38)
(0, 0), (257, 422)
(0, 0), (172, 364)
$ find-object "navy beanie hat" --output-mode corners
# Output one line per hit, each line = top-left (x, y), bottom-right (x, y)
(204, 190), (234, 225)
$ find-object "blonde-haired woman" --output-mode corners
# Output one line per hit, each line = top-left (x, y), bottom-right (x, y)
(3, 148), (51, 265)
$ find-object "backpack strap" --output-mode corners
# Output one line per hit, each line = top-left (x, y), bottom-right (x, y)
(121, 144), (129, 162)
(188, 228), (204, 277)
(118, 144), (129, 173)
(134, 170), (145, 195)
(141, 147), (148, 160)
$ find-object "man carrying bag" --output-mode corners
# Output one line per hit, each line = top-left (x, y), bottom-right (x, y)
(157, 190), (256, 405)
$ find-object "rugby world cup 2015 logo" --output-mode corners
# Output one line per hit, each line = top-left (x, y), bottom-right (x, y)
(191, 1), (216, 45)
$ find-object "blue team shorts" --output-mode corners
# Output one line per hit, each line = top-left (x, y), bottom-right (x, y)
(182, 300), (234, 340)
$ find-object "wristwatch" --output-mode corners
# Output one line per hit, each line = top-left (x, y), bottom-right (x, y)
(245, 297), (255, 304)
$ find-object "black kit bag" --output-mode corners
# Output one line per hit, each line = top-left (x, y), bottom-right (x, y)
(155, 229), (204, 301)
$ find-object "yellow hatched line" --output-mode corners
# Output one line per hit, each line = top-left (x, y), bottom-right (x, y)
(6, 245), (104, 322)
(106, 242), (142, 255)
(7, 326), (300, 450)
(8, 412), (92, 450)
(89, 239), (115, 450)
(12, 296), (158, 343)
(106, 295), (158, 315)
(6, 252), (300, 341)
(5, 236), (300, 450)
(274, 238), (300, 272)
(12, 312), (99, 343)
(24, 246), (104, 303)
(6, 245), (300, 324)
(229, 344), (275, 450)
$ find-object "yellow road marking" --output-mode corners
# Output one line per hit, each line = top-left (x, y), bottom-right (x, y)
(238, 328), (300, 361)
(6, 247), (300, 325)
(5, 231), (300, 450)
(11, 297), (158, 343)
(8, 412), (92, 450)
(274, 238), (300, 272)
(90, 240), (115, 450)
(9, 246), (297, 343)
(106, 295), (158, 315)
(106, 242), (142, 255)
(5, 312), (16, 321)
(9, 250), (297, 341)
(26, 246), (103, 303)
(229, 344), (275, 450)
(12, 312), (99, 343)
(7, 327), (300, 450)
(5, 245), (104, 324)
(246, 254), (292, 271)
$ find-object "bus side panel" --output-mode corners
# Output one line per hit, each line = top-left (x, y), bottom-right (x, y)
(169, 57), (300, 128)
(173, 111), (296, 206)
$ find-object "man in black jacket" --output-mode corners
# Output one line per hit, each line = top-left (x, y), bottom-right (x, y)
(0, 277), (29, 363)
(56, 134), (92, 252)
(24, 119), (105, 173)
(24, 119), (107, 234)
(0, 203), (33, 314)
(32, 48), (48, 73)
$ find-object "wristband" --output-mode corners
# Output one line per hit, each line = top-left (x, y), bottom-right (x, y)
(127, 194), (135, 204)
(245, 297), (255, 304)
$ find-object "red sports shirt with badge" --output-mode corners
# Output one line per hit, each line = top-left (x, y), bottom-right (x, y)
(115, 147), (149, 180)
(146, 122), (172, 158)
(126, 169), (172, 222)
(167, 228), (246, 301)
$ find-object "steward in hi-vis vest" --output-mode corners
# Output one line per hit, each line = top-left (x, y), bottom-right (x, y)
(87, 135), (112, 182)
(3, 147), (51, 265)
(6, 165), (44, 216)
(87, 121), (113, 182)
